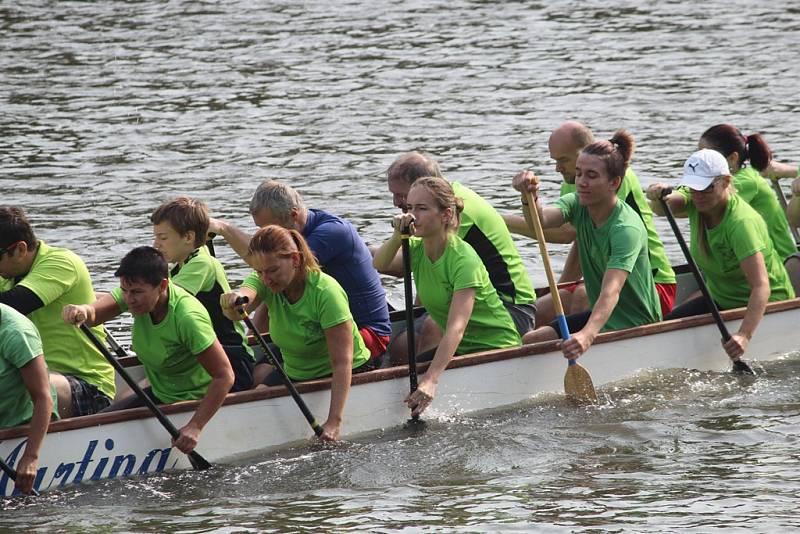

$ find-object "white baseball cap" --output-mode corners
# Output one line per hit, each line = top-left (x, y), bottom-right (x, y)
(679, 149), (730, 191)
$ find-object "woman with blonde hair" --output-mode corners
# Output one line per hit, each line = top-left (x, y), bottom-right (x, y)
(220, 225), (373, 441)
(374, 176), (520, 417)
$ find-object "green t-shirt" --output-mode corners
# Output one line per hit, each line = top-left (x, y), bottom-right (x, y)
(561, 169), (676, 285)
(732, 166), (797, 260)
(0, 304), (58, 428)
(170, 246), (253, 359)
(111, 281), (217, 403)
(555, 193), (662, 331)
(681, 193), (795, 309)
(409, 235), (521, 354)
(0, 241), (116, 399)
(242, 270), (370, 381)
(451, 181), (536, 305)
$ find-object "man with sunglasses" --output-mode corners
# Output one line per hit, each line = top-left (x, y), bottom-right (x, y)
(0, 207), (115, 418)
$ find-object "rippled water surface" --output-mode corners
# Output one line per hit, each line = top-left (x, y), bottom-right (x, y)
(2, 0), (800, 531)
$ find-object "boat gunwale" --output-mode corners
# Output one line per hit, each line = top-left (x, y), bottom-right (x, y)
(2, 296), (798, 441)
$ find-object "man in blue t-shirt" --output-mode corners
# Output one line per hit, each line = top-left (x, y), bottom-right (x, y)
(210, 180), (392, 372)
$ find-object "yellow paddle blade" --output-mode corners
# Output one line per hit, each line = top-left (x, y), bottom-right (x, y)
(564, 361), (598, 404)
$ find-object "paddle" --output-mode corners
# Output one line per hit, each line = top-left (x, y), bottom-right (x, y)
(524, 189), (598, 403)
(233, 296), (323, 437)
(0, 458), (39, 496)
(205, 232), (217, 258)
(399, 222), (420, 422)
(769, 179), (800, 245)
(79, 324), (213, 470)
(658, 189), (755, 375)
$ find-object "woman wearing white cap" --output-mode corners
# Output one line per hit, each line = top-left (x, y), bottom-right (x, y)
(648, 149), (795, 360)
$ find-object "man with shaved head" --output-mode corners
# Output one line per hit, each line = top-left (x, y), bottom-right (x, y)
(381, 151), (537, 363)
(507, 121), (677, 325)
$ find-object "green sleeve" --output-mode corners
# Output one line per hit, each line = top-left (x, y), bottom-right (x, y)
(607, 224), (643, 273)
(17, 253), (78, 306)
(450, 249), (486, 292)
(0, 319), (43, 368)
(732, 172), (757, 203)
(316, 277), (353, 330)
(554, 192), (578, 224)
(241, 271), (268, 303)
(729, 217), (766, 262)
(172, 256), (215, 295)
(176, 299), (217, 355)
(110, 286), (129, 312)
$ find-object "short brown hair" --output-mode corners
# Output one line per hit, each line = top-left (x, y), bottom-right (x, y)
(150, 196), (210, 248)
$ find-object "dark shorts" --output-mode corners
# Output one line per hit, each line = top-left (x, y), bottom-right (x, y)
(257, 343), (378, 386)
(223, 344), (256, 392)
(504, 301), (537, 336)
(66, 374), (112, 416)
(547, 310), (592, 340)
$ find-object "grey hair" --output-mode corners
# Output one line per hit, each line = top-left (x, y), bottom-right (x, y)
(248, 180), (307, 225)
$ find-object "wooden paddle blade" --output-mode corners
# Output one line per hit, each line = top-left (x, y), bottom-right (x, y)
(564, 361), (598, 404)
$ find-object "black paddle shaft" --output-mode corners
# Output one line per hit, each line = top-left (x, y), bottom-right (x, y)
(400, 227), (419, 397)
(234, 297), (323, 437)
(79, 324), (212, 470)
(658, 191), (754, 375)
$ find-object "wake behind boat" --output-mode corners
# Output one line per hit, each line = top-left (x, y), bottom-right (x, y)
(2, 269), (799, 497)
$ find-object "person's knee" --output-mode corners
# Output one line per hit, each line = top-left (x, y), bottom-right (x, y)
(569, 286), (589, 314)
(49, 372), (73, 419)
(522, 326), (558, 345)
(252, 363), (273, 386)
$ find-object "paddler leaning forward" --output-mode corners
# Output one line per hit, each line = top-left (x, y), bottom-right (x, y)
(62, 246), (234, 455)
(220, 225), (378, 442)
(514, 130), (662, 360)
(647, 149), (795, 361)
(373, 176), (521, 417)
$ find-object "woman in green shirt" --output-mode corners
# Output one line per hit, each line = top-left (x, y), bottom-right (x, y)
(648, 149), (795, 361)
(374, 177), (520, 417)
(220, 225), (373, 442)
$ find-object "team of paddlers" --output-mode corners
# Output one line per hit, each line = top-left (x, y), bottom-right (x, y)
(3, 121), (799, 494)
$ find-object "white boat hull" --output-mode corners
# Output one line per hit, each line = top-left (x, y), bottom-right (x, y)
(2, 299), (799, 497)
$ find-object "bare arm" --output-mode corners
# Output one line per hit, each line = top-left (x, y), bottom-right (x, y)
(219, 286), (260, 321)
(406, 288), (475, 416)
(320, 321), (356, 441)
(173, 340), (235, 454)
(503, 213), (577, 244)
(373, 213), (412, 276)
(14, 356), (53, 494)
(646, 184), (688, 217)
(558, 241), (582, 283)
(788, 179), (800, 228)
(722, 252), (770, 360)
(208, 219), (255, 266)
(61, 292), (122, 327)
(561, 268), (629, 359)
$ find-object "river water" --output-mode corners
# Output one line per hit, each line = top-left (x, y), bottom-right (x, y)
(2, 0), (800, 531)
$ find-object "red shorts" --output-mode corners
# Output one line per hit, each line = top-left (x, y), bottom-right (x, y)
(559, 280), (677, 318)
(655, 282), (677, 317)
(359, 326), (390, 358)
(560, 281), (583, 294)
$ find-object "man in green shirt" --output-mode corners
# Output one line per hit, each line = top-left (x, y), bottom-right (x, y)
(62, 246), (234, 455)
(0, 303), (58, 494)
(514, 131), (661, 360)
(0, 206), (115, 418)
(505, 122), (677, 325)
